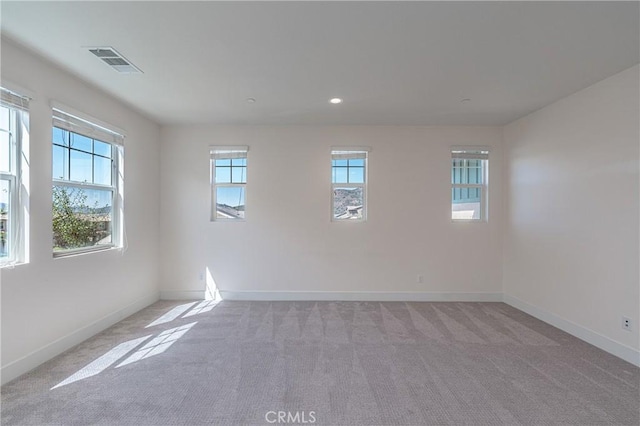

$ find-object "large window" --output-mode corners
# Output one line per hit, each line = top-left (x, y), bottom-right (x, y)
(52, 108), (124, 256)
(0, 87), (29, 265)
(451, 149), (488, 221)
(332, 149), (368, 221)
(210, 146), (248, 221)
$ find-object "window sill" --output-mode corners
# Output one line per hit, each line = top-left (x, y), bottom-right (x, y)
(0, 260), (27, 269)
(53, 245), (120, 259)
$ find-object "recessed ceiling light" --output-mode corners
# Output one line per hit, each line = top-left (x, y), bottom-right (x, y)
(329, 98), (343, 104)
(246, 98), (256, 103)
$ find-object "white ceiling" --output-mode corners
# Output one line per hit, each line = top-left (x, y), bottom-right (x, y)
(1, 1), (638, 126)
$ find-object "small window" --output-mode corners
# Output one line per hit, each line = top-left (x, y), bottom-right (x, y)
(451, 149), (488, 221)
(1, 87), (29, 266)
(52, 108), (124, 256)
(210, 146), (248, 221)
(332, 149), (368, 221)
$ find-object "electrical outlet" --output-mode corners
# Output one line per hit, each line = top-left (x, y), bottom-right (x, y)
(198, 272), (204, 282)
(621, 316), (632, 331)
(417, 275), (424, 284)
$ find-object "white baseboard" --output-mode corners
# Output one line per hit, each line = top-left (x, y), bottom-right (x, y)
(1, 292), (159, 385)
(160, 290), (206, 300)
(503, 294), (640, 367)
(220, 291), (503, 302)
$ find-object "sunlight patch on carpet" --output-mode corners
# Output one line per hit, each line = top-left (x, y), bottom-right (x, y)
(146, 302), (197, 328)
(51, 335), (152, 389)
(116, 322), (197, 368)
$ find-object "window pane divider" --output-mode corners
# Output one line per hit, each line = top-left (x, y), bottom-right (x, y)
(332, 183), (365, 188)
(452, 184), (483, 188)
(52, 179), (115, 191)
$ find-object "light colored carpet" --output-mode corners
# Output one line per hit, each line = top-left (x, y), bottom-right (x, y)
(1, 301), (639, 425)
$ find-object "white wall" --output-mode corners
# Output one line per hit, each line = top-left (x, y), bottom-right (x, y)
(0, 39), (161, 383)
(503, 65), (640, 363)
(160, 125), (503, 300)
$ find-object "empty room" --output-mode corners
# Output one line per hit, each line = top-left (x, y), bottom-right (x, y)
(1, 1), (638, 425)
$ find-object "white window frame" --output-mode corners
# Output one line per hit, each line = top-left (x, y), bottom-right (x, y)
(0, 87), (29, 267)
(52, 107), (124, 257)
(451, 147), (489, 222)
(331, 147), (369, 222)
(210, 146), (248, 222)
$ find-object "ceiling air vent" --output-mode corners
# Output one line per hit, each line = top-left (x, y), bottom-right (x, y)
(88, 47), (142, 74)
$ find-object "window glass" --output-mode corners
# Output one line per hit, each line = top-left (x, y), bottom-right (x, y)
(451, 188), (481, 220)
(53, 127), (68, 146)
(0, 179), (10, 259)
(52, 145), (69, 180)
(348, 167), (364, 183)
(0, 130), (9, 173)
(451, 150), (488, 221)
(52, 119), (122, 255)
(215, 186), (245, 220)
(333, 167), (348, 183)
(331, 150), (368, 221)
(93, 156), (112, 185)
(1, 89), (29, 265)
(94, 141), (112, 158)
(210, 149), (248, 221)
(69, 150), (92, 183)
(0, 106), (9, 130)
(215, 166), (231, 183)
(333, 187), (364, 220)
(53, 185), (113, 251)
(70, 132), (92, 153)
(231, 166), (246, 183)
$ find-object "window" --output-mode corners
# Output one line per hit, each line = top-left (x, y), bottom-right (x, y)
(332, 148), (368, 221)
(210, 146), (248, 221)
(451, 149), (488, 221)
(52, 108), (124, 256)
(1, 87), (29, 265)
